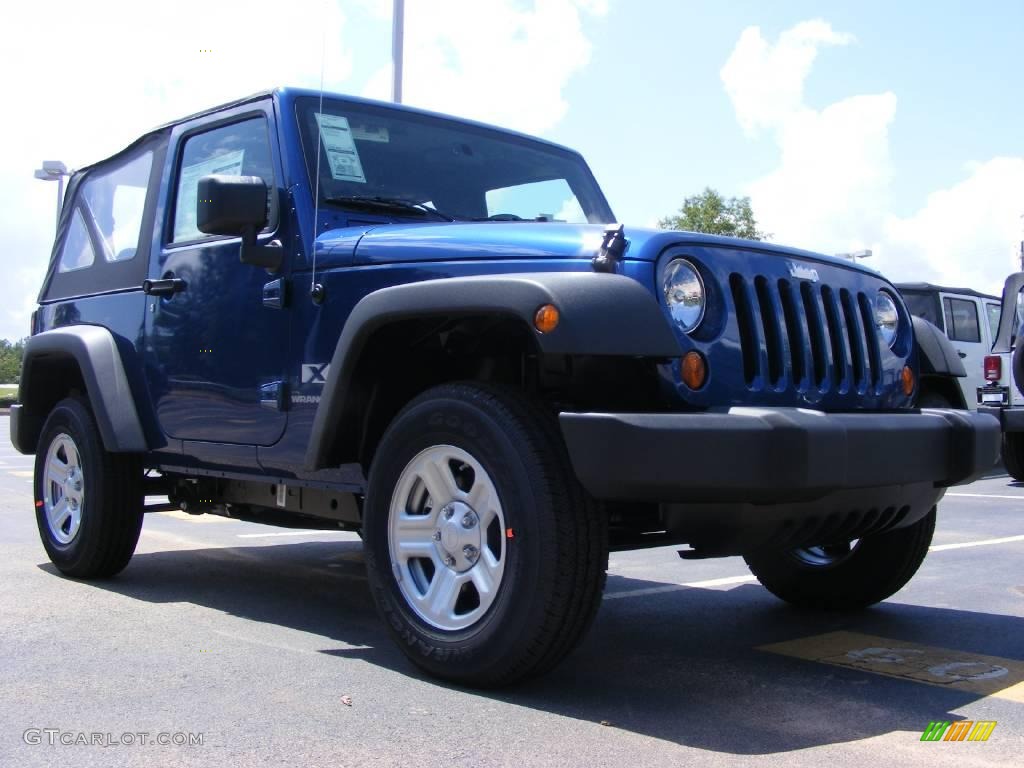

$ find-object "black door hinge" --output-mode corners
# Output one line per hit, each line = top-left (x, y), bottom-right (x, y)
(592, 224), (627, 273)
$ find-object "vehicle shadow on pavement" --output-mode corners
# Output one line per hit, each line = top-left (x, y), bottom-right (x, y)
(49, 540), (1024, 755)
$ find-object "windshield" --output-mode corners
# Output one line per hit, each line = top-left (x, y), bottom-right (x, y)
(295, 97), (614, 223)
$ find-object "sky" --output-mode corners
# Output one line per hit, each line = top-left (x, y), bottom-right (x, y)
(2, 0), (1022, 341)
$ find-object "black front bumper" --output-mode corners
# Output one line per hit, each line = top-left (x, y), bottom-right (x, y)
(559, 407), (999, 504)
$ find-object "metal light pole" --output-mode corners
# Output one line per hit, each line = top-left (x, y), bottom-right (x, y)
(392, 0), (404, 103)
(835, 249), (873, 263)
(33, 160), (72, 232)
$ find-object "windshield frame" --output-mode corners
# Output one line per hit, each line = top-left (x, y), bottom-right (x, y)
(293, 96), (615, 224)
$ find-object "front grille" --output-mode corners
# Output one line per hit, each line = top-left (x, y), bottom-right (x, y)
(730, 273), (881, 394)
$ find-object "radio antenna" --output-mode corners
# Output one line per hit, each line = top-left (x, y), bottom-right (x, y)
(309, 11), (327, 303)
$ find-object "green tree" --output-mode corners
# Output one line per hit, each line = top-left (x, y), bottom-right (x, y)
(0, 338), (26, 384)
(658, 187), (767, 241)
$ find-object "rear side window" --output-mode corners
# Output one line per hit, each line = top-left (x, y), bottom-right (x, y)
(943, 297), (981, 343)
(57, 208), (96, 272)
(80, 152), (153, 263)
(986, 302), (1001, 342)
(171, 117), (275, 243)
(899, 290), (942, 329)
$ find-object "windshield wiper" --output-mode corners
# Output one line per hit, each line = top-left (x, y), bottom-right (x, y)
(321, 195), (457, 222)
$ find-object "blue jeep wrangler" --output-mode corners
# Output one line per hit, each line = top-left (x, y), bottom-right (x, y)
(13, 88), (999, 686)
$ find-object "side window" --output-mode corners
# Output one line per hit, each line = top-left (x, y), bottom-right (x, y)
(942, 297), (981, 343)
(80, 152), (153, 262)
(899, 290), (942, 329)
(171, 117), (275, 243)
(57, 208), (96, 272)
(985, 302), (1001, 342)
(485, 179), (588, 223)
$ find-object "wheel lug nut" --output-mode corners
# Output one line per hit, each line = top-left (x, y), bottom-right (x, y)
(444, 555), (456, 567)
(432, 531), (442, 541)
(461, 515), (475, 529)
(463, 544), (479, 561)
(443, 507), (454, 520)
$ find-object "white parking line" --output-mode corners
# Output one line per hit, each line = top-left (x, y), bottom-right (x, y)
(929, 534), (1024, 552)
(604, 575), (757, 601)
(236, 530), (348, 539)
(947, 493), (1024, 500)
(603, 534), (1024, 601)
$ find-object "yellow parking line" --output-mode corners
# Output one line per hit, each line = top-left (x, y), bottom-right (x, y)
(10, 470), (33, 478)
(759, 631), (1024, 701)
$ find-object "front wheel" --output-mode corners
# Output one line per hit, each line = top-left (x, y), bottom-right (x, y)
(363, 383), (607, 687)
(743, 507), (936, 610)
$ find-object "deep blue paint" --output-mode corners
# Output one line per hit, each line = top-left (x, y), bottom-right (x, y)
(36, 87), (917, 480)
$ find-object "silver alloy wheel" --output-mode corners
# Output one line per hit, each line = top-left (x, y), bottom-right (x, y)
(388, 444), (507, 632)
(43, 433), (85, 545)
(792, 539), (861, 567)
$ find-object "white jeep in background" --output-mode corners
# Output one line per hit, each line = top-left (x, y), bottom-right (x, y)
(896, 282), (1001, 410)
(978, 273), (1024, 480)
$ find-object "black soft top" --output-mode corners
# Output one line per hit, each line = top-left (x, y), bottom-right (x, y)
(895, 282), (999, 302)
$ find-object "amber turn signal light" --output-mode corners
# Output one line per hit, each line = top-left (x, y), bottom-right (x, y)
(901, 365), (915, 396)
(534, 304), (560, 333)
(681, 351), (707, 390)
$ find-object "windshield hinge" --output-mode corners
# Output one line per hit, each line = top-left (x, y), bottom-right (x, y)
(592, 224), (626, 273)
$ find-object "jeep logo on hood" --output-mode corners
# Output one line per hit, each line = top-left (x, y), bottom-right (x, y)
(788, 262), (820, 282)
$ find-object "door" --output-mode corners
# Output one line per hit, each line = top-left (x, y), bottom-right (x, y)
(145, 108), (289, 445)
(940, 293), (984, 409)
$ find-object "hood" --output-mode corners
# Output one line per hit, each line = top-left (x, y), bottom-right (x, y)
(316, 221), (881, 276)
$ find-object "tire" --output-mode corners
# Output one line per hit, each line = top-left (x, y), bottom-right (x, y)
(34, 397), (144, 578)
(363, 382), (607, 687)
(743, 507), (936, 611)
(1002, 432), (1024, 481)
(917, 390), (953, 409)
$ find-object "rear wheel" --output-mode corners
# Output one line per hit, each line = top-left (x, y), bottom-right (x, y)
(34, 398), (144, 578)
(363, 382), (607, 687)
(917, 390), (954, 409)
(1002, 432), (1024, 481)
(743, 507), (936, 610)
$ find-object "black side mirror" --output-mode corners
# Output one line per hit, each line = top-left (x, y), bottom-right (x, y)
(196, 175), (282, 271)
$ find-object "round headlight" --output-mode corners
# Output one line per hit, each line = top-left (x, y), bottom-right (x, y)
(875, 291), (899, 347)
(663, 259), (705, 332)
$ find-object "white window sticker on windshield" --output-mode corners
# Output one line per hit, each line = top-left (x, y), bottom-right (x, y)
(315, 113), (367, 183)
(175, 149), (246, 241)
(352, 124), (389, 143)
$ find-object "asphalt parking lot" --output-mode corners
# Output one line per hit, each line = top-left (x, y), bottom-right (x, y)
(1, 413), (1021, 767)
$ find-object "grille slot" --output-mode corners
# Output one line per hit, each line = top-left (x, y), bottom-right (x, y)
(755, 276), (784, 387)
(800, 281), (828, 388)
(730, 274), (760, 385)
(778, 280), (806, 391)
(730, 270), (882, 396)
(840, 288), (867, 391)
(858, 292), (882, 388)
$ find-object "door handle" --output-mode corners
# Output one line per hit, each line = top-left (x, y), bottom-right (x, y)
(143, 277), (187, 296)
(958, 351), (967, 359)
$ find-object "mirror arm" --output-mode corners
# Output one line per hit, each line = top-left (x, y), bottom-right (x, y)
(239, 223), (283, 272)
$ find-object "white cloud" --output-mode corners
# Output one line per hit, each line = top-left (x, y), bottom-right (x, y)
(362, 0), (608, 135)
(721, 20), (1024, 297)
(721, 21), (895, 250)
(880, 158), (1024, 293)
(721, 20), (855, 136)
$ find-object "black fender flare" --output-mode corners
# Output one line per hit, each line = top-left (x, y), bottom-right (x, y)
(305, 272), (682, 470)
(12, 326), (148, 454)
(912, 316), (966, 378)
